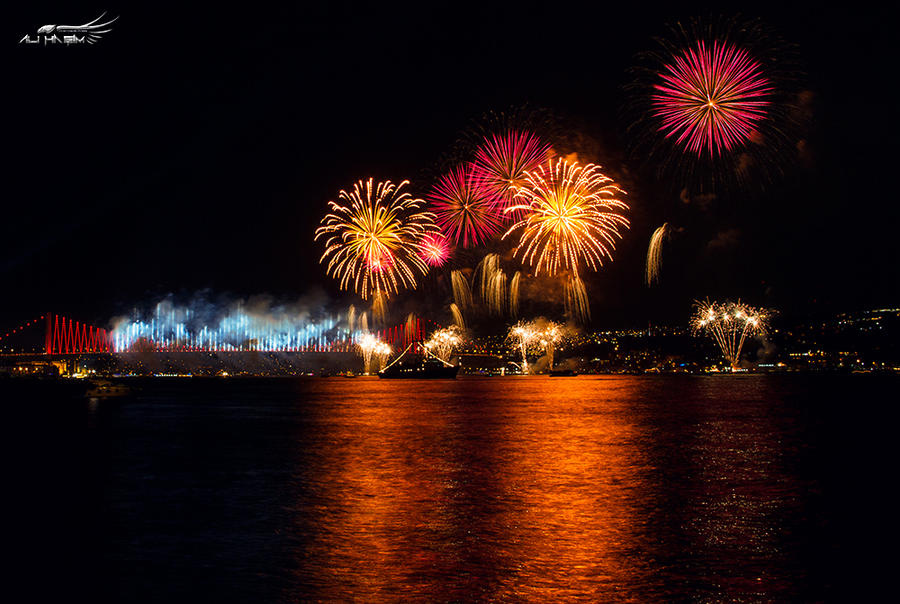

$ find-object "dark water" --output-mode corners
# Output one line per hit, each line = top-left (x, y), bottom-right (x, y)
(2, 375), (896, 602)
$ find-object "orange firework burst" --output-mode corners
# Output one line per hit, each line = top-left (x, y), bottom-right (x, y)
(315, 178), (438, 300)
(503, 159), (630, 277)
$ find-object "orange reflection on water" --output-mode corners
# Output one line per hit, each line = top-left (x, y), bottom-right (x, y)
(491, 377), (657, 601)
(286, 377), (660, 601)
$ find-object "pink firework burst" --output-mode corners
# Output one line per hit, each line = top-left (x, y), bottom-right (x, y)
(429, 165), (504, 247)
(652, 40), (772, 156)
(419, 232), (451, 267)
(471, 130), (552, 220)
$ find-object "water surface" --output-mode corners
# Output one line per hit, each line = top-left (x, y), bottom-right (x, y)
(3, 375), (893, 602)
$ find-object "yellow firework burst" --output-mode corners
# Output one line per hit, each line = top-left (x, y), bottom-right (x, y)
(424, 326), (465, 362)
(315, 178), (438, 300)
(503, 159), (630, 277)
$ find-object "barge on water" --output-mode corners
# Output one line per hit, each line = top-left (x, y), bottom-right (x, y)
(378, 343), (459, 379)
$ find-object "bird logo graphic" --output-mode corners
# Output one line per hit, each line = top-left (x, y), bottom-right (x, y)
(27, 12), (118, 45)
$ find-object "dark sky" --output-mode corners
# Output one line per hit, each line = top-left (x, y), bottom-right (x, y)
(5, 3), (898, 328)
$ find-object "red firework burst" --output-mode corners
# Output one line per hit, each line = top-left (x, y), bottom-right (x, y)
(429, 165), (504, 247)
(419, 232), (451, 267)
(471, 130), (552, 219)
(652, 40), (772, 156)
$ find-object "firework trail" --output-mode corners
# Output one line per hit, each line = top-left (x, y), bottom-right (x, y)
(424, 326), (464, 362)
(565, 275), (590, 323)
(429, 165), (504, 247)
(487, 270), (507, 316)
(371, 292), (388, 325)
(419, 232), (451, 267)
(509, 271), (521, 318)
(473, 254), (520, 317)
(359, 311), (368, 334)
(450, 303), (466, 329)
(405, 313), (418, 337)
(645, 223), (669, 286)
(692, 299), (768, 369)
(504, 158), (630, 277)
(476, 254), (500, 300)
(348, 305), (356, 333)
(472, 130), (553, 221)
(315, 178), (438, 300)
(653, 40), (772, 156)
(451, 270), (473, 312)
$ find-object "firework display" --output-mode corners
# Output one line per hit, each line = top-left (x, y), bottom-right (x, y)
(424, 326), (464, 362)
(471, 130), (552, 220)
(315, 178), (438, 300)
(419, 232), (451, 267)
(504, 158), (630, 277)
(692, 300), (767, 368)
(306, 20), (801, 348)
(357, 332), (391, 374)
(627, 17), (803, 193)
(505, 319), (569, 372)
(507, 321), (538, 373)
(429, 165), (503, 247)
(653, 41), (771, 156)
(537, 321), (563, 370)
(374, 341), (392, 371)
(645, 223), (669, 286)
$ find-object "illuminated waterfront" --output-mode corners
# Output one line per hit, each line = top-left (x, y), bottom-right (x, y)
(3, 374), (892, 601)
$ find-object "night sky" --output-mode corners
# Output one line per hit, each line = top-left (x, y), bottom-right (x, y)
(5, 3), (898, 328)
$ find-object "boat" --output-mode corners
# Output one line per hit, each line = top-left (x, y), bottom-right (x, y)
(378, 358), (460, 379)
(548, 369), (578, 377)
(84, 380), (132, 398)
